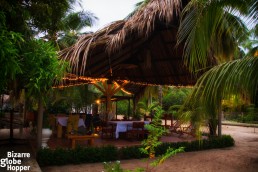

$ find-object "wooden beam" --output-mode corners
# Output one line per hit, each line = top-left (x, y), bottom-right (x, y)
(92, 82), (106, 94)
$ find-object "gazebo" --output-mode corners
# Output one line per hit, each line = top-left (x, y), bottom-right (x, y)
(56, 0), (206, 128)
(59, 0), (198, 87)
(57, 0), (203, 120)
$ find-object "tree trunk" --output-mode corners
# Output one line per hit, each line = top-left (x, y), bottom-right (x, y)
(158, 85), (163, 107)
(36, 96), (44, 150)
(208, 118), (217, 137)
(218, 104), (222, 137)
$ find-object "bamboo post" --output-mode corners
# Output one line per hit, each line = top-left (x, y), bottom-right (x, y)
(37, 96), (44, 150)
(93, 80), (128, 122)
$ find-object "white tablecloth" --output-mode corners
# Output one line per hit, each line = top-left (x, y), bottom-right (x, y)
(57, 117), (85, 127)
(108, 121), (150, 139)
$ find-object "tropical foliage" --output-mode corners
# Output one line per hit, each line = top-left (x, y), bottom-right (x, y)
(0, 0), (98, 149)
(162, 87), (192, 112)
(0, 0), (98, 102)
(140, 106), (168, 158)
(46, 85), (99, 114)
(177, 0), (257, 72)
(177, 0), (258, 135)
(137, 97), (158, 117)
(0, 12), (23, 92)
(20, 40), (67, 98)
(57, 11), (97, 49)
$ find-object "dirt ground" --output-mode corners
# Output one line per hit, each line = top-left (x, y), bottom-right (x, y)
(41, 125), (258, 172)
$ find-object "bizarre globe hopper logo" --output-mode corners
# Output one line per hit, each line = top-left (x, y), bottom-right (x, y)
(0, 151), (31, 172)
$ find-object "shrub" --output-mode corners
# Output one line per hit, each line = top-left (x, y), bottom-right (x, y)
(37, 135), (234, 167)
(37, 145), (118, 166)
(119, 146), (146, 159)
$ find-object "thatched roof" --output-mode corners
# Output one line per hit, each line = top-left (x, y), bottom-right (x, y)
(59, 0), (197, 88)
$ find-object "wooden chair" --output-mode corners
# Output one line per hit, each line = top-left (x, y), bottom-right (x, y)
(92, 114), (102, 132)
(181, 124), (196, 137)
(169, 120), (184, 136)
(101, 121), (116, 139)
(126, 122), (146, 140)
(66, 114), (79, 134)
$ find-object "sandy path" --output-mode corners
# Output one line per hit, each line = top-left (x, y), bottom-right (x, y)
(41, 125), (258, 172)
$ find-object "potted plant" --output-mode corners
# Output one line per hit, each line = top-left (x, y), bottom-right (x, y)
(41, 114), (53, 148)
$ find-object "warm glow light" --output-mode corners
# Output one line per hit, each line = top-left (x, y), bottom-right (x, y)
(54, 74), (194, 89)
(113, 81), (132, 95)
(96, 99), (100, 104)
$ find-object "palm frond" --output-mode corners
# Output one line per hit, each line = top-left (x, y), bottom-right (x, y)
(177, 0), (256, 72)
(185, 56), (258, 115)
(62, 11), (98, 32)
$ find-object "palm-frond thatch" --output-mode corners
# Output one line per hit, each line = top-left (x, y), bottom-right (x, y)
(59, 0), (202, 87)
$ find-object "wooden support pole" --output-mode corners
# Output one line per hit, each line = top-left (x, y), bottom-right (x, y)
(37, 96), (44, 150)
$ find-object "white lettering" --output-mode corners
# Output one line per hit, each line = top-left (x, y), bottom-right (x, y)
(26, 166), (30, 170)
(15, 165), (20, 172)
(1, 152), (31, 171)
(7, 152), (30, 158)
(7, 152), (12, 158)
(7, 165), (13, 170)
(12, 158), (21, 165)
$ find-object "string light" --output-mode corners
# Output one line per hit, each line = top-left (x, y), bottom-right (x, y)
(115, 79), (193, 88)
(120, 88), (132, 95)
(53, 83), (88, 89)
(54, 73), (194, 89)
(113, 81), (132, 95)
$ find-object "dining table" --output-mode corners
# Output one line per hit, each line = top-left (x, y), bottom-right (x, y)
(56, 116), (85, 138)
(108, 121), (150, 139)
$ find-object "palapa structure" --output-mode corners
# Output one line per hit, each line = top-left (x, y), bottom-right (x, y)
(58, 0), (200, 120)
(59, 0), (196, 89)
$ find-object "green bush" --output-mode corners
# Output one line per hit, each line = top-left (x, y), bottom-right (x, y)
(119, 146), (147, 159)
(37, 135), (234, 167)
(37, 145), (119, 166)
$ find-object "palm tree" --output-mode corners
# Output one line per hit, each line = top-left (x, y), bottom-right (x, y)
(141, 86), (170, 108)
(28, 0), (98, 49)
(239, 27), (258, 57)
(137, 97), (159, 117)
(177, 0), (255, 71)
(177, 0), (258, 136)
(57, 11), (98, 49)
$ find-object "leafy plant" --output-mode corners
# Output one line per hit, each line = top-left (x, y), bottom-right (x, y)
(20, 39), (67, 98)
(140, 106), (168, 158)
(137, 98), (158, 117)
(103, 161), (124, 172)
(140, 106), (184, 171)
(103, 161), (144, 172)
(0, 12), (23, 92)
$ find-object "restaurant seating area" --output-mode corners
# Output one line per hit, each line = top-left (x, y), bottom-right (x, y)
(0, 108), (202, 151)
(0, 111), (202, 151)
(46, 128), (197, 150)
(41, 113), (199, 150)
